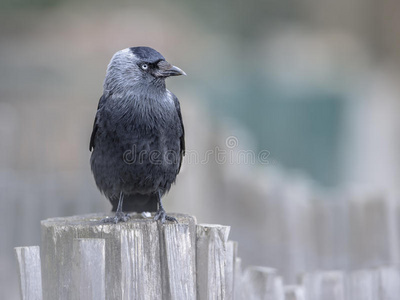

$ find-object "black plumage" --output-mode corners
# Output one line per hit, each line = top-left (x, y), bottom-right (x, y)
(89, 47), (185, 223)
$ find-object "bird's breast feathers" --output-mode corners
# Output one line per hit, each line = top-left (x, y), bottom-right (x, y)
(99, 91), (181, 136)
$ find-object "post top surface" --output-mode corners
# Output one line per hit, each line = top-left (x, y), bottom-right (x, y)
(41, 212), (196, 228)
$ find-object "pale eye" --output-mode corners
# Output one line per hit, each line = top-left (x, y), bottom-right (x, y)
(141, 64), (148, 70)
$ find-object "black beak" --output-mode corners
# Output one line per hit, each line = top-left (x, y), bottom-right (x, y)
(163, 65), (187, 77)
(156, 61), (187, 77)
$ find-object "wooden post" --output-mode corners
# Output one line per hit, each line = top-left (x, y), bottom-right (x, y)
(196, 224), (231, 300)
(159, 222), (196, 299)
(41, 213), (196, 300)
(299, 271), (346, 300)
(72, 238), (105, 300)
(14, 246), (43, 300)
(376, 267), (400, 299)
(225, 241), (238, 299)
(234, 257), (243, 299)
(120, 221), (161, 299)
(242, 266), (284, 300)
(17, 212), (400, 299)
(284, 285), (305, 300)
(348, 269), (377, 300)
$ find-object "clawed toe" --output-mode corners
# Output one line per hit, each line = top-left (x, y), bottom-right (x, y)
(165, 215), (178, 222)
(154, 209), (178, 224)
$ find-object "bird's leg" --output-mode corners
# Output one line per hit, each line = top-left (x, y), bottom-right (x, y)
(154, 191), (177, 223)
(102, 191), (130, 224)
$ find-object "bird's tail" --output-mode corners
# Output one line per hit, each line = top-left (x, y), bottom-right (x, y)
(111, 193), (158, 213)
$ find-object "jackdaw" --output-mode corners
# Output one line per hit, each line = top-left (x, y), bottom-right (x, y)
(89, 47), (186, 223)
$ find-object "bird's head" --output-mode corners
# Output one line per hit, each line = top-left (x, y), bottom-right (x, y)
(104, 47), (186, 94)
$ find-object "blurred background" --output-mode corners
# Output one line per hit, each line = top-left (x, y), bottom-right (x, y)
(1, 0), (400, 298)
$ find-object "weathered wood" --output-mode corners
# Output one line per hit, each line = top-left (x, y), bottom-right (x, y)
(284, 285), (305, 300)
(72, 238), (105, 300)
(349, 195), (398, 269)
(348, 267), (400, 299)
(196, 223), (231, 300)
(234, 257), (242, 300)
(120, 218), (197, 299)
(225, 241), (238, 299)
(41, 212), (196, 300)
(376, 267), (400, 299)
(120, 220), (161, 299)
(242, 266), (284, 300)
(299, 271), (346, 300)
(17, 211), (400, 299)
(347, 269), (377, 300)
(14, 246), (43, 300)
(275, 277), (284, 300)
(40, 215), (96, 300)
(159, 221), (197, 299)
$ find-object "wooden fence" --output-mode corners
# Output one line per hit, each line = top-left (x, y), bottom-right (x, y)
(15, 213), (400, 299)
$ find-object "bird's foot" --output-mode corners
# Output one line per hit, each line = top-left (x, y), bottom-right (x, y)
(154, 208), (178, 224)
(102, 212), (131, 224)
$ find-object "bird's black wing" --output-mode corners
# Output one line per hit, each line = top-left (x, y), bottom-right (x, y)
(172, 94), (185, 172)
(89, 94), (107, 151)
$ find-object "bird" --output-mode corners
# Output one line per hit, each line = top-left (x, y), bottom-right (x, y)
(89, 47), (186, 223)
